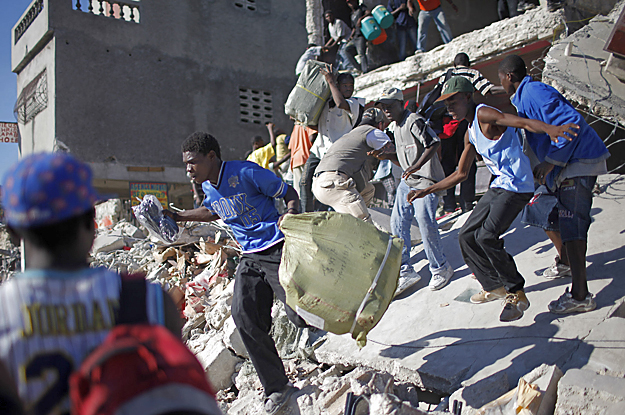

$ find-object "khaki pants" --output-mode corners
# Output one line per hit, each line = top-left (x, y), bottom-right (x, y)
(312, 171), (374, 223)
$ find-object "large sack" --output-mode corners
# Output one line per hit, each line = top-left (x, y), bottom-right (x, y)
(279, 212), (402, 348)
(284, 60), (331, 126)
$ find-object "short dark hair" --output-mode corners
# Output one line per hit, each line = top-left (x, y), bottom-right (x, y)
(251, 135), (264, 146)
(498, 55), (526, 81)
(13, 209), (95, 251)
(454, 53), (470, 67)
(324, 9), (334, 16)
(181, 132), (221, 158)
(337, 72), (354, 85)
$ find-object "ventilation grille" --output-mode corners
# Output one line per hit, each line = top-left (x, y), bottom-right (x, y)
(14, 69), (48, 124)
(239, 88), (273, 125)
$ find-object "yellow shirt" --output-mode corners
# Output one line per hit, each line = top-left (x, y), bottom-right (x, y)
(246, 143), (275, 169)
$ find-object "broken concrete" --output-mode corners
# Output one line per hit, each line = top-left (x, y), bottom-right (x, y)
(554, 369), (625, 415)
(194, 333), (243, 392)
(315, 174), (625, 397)
(543, 1), (625, 126)
(449, 371), (510, 415)
(354, 5), (565, 102)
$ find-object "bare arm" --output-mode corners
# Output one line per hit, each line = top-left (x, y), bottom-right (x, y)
(487, 85), (506, 95)
(320, 64), (350, 112)
(402, 141), (440, 179)
(407, 0), (417, 16)
(478, 106), (578, 143)
(266, 122), (277, 147)
(408, 131), (477, 202)
(165, 206), (219, 223)
(368, 141), (401, 166)
(391, 2), (408, 16)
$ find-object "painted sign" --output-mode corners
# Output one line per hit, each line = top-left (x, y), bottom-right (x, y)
(0, 123), (19, 144)
(130, 182), (168, 207)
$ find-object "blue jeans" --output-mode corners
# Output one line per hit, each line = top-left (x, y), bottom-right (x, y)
(417, 6), (453, 52)
(556, 176), (596, 243)
(336, 41), (359, 72)
(391, 180), (448, 274)
(396, 24), (417, 61)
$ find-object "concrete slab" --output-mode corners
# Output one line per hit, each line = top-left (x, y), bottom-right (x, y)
(543, 1), (625, 126)
(316, 174), (625, 395)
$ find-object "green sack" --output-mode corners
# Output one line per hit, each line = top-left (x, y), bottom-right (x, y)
(284, 60), (331, 126)
(279, 212), (403, 348)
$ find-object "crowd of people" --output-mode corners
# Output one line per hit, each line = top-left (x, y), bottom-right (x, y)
(0, 8), (609, 414)
(300, 0), (564, 76)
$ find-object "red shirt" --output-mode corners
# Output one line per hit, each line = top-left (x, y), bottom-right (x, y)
(289, 124), (315, 169)
(416, 0), (441, 11)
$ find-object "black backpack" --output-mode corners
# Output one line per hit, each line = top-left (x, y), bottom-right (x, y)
(418, 68), (455, 135)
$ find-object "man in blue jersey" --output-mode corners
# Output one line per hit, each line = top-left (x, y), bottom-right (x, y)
(0, 153), (181, 415)
(406, 77), (578, 322)
(167, 132), (305, 415)
(498, 55), (610, 314)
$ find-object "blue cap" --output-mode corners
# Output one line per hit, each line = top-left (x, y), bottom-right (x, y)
(1, 152), (102, 228)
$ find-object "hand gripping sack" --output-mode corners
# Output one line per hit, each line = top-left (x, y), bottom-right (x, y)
(279, 212), (403, 348)
(284, 60), (331, 126)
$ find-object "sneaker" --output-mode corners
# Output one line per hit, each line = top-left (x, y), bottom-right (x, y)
(265, 385), (298, 415)
(499, 291), (530, 322)
(542, 256), (572, 279)
(394, 265), (422, 297)
(548, 288), (597, 314)
(429, 263), (454, 291)
(470, 286), (507, 304)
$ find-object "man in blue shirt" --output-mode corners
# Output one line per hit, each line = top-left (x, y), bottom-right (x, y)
(167, 132), (305, 415)
(499, 55), (610, 315)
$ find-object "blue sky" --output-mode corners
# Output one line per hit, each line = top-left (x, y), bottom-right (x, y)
(1, 0), (34, 180)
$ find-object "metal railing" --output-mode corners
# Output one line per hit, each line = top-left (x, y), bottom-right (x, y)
(14, 0), (44, 44)
(74, 0), (140, 23)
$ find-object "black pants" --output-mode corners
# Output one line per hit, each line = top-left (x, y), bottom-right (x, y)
(300, 154), (330, 213)
(458, 188), (532, 293)
(231, 242), (307, 395)
(498, 0), (519, 19)
(440, 121), (475, 212)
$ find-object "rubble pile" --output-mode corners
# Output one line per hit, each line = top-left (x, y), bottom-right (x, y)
(90, 203), (435, 414)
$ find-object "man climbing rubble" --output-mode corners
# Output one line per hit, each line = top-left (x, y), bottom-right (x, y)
(372, 87), (455, 294)
(406, 76), (580, 322)
(165, 132), (308, 415)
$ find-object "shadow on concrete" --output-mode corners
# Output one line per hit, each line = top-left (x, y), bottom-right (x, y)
(377, 315), (594, 393)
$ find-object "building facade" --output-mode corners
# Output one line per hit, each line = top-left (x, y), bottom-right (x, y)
(12, 0), (307, 206)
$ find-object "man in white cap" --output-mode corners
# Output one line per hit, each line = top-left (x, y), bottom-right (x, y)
(313, 107), (392, 223)
(372, 87), (455, 295)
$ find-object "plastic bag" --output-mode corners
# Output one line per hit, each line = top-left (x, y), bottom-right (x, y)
(279, 212), (403, 348)
(284, 60), (331, 126)
(132, 195), (182, 244)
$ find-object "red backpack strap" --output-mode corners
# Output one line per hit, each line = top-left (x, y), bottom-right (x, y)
(116, 272), (148, 325)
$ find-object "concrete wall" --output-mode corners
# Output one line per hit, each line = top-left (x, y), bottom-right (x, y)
(13, 0), (308, 186)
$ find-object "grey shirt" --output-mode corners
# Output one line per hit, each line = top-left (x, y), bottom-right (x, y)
(393, 110), (445, 189)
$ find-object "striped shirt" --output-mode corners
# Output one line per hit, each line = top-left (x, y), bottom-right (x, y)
(438, 66), (494, 95)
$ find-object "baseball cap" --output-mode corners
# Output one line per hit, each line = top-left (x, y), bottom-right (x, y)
(376, 87), (404, 104)
(1, 152), (102, 228)
(361, 107), (386, 124)
(435, 76), (475, 102)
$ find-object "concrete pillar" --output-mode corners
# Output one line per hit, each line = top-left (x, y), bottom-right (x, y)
(306, 0), (324, 46)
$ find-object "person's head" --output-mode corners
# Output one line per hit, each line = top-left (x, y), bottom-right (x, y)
(435, 76), (475, 121)
(250, 135), (265, 151)
(181, 132), (222, 185)
(498, 54), (527, 94)
(346, 0), (358, 10)
(1, 152), (101, 263)
(375, 87), (404, 122)
(324, 10), (335, 23)
(337, 72), (355, 98)
(359, 107), (388, 130)
(454, 52), (470, 68)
